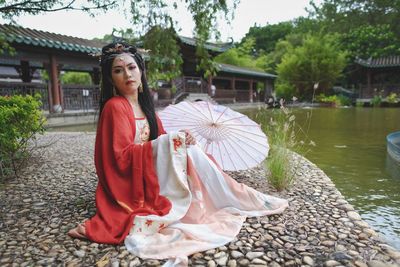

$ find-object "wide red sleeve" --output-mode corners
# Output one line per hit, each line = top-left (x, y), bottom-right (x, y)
(85, 97), (171, 244)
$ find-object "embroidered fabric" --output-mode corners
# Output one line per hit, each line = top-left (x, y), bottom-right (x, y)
(134, 118), (150, 144)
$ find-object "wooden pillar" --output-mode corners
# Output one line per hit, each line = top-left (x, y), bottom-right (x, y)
(366, 69), (371, 98)
(91, 67), (100, 85)
(16, 61), (34, 83)
(207, 75), (212, 95)
(49, 54), (62, 113)
(249, 79), (253, 103)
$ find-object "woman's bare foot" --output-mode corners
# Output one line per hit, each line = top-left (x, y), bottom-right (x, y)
(68, 222), (87, 240)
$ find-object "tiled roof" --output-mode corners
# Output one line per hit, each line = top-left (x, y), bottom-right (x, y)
(355, 56), (400, 68)
(0, 24), (105, 53)
(0, 24), (232, 55)
(178, 36), (233, 53)
(216, 63), (277, 79)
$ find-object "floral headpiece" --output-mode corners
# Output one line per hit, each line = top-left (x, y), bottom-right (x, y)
(89, 42), (139, 66)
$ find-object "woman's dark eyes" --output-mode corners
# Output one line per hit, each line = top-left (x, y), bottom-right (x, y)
(113, 66), (136, 73)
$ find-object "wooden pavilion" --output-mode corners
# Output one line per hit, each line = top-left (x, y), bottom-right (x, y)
(0, 24), (277, 113)
(354, 56), (400, 98)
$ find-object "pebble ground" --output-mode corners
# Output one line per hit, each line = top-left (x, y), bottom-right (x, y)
(0, 132), (399, 267)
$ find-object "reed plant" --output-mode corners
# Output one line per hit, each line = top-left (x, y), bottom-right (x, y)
(257, 99), (313, 191)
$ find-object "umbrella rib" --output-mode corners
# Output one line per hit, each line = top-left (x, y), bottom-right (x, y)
(214, 106), (230, 124)
(229, 132), (268, 149)
(218, 115), (248, 124)
(159, 109), (205, 120)
(223, 138), (250, 170)
(228, 133), (268, 156)
(168, 104), (210, 123)
(206, 101), (215, 123)
(225, 127), (266, 139)
(220, 139), (238, 171)
(228, 136), (264, 165)
(187, 101), (214, 122)
(217, 141), (226, 170)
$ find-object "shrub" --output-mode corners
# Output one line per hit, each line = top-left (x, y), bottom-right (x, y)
(257, 101), (313, 190)
(0, 94), (46, 179)
(316, 93), (351, 107)
(371, 95), (382, 107)
(387, 92), (399, 104)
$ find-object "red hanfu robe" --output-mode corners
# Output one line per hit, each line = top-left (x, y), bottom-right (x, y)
(85, 96), (171, 244)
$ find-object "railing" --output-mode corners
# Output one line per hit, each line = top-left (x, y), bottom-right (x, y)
(174, 76), (208, 94)
(359, 84), (400, 98)
(213, 89), (251, 103)
(0, 82), (50, 111)
(62, 85), (100, 111)
(236, 89), (250, 102)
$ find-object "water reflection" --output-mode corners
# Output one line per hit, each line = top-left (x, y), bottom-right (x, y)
(244, 107), (400, 249)
(386, 153), (400, 180)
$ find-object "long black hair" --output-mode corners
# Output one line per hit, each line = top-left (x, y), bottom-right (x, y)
(98, 42), (159, 140)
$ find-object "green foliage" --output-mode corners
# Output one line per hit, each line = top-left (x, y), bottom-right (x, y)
(61, 72), (92, 85)
(214, 38), (266, 71)
(370, 89), (384, 107)
(257, 104), (313, 191)
(275, 81), (296, 100)
(341, 24), (400, 60)
(371, 95), (382, 107)
(309, 0), (400, 35)
(264, 33), (303, 73)
(309, 0), (400, 61)
(387, 92), (399, 104)
(129, 0), (239, 78)
(0, 0), (116, 21)
(242, 21), (294, 54)
(142, 26), (183, 87)
(0, 94), (46, 179)
(316, 93), (351, 107)
(355, 100), (364, 107)
(276, 33), (347, 100)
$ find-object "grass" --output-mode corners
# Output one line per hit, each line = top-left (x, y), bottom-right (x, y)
(257, 100), (313, 191)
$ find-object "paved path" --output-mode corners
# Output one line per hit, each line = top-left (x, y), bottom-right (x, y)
(0, 133), (399, 267)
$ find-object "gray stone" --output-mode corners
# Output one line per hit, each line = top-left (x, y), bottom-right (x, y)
(129, 258), (141, 267)
(207, 260), (216, 267)
(347, 211), (362, 221)
(227, 260), (237, 267)
(73, 250), (86, 258)
(303, 256), (314, 266)
(216, 256), (228, 266)
(231, 251), (244, 259)
(246, 252), (265, 260)
(325, 260), (341, 266)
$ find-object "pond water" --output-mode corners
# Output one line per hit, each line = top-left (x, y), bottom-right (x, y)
(245, 107), (400, 249)
(49, 107), (400, 249)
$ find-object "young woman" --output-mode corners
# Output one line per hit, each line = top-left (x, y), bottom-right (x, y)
(68, 42), (288, 265)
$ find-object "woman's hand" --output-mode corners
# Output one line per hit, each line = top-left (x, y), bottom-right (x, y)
(180, 129), (196, 145)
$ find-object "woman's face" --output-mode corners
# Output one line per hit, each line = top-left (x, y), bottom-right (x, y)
(111, 53), (142, 96)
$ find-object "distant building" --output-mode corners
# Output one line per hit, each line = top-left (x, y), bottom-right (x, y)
(0, 24), (276, 112)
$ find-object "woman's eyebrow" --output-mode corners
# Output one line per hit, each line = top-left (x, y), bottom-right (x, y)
(112, 62), (136, 69)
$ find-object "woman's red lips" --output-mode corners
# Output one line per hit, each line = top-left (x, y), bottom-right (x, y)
(126, 80), (134, 85)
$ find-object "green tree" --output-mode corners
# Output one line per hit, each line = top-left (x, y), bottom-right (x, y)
(264, 33), (304, 73)
(309, 0), (400, 35)
(341, 24), (400, 59)
(61, 72), (92, 85)
(143, 26), (183, 88)
(214, 38), (265, 71)
(242, 21), (294, 54)
(276, 34), (347, 100)
(0, 0), (116, 21)
(128, 0), (239, 78)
